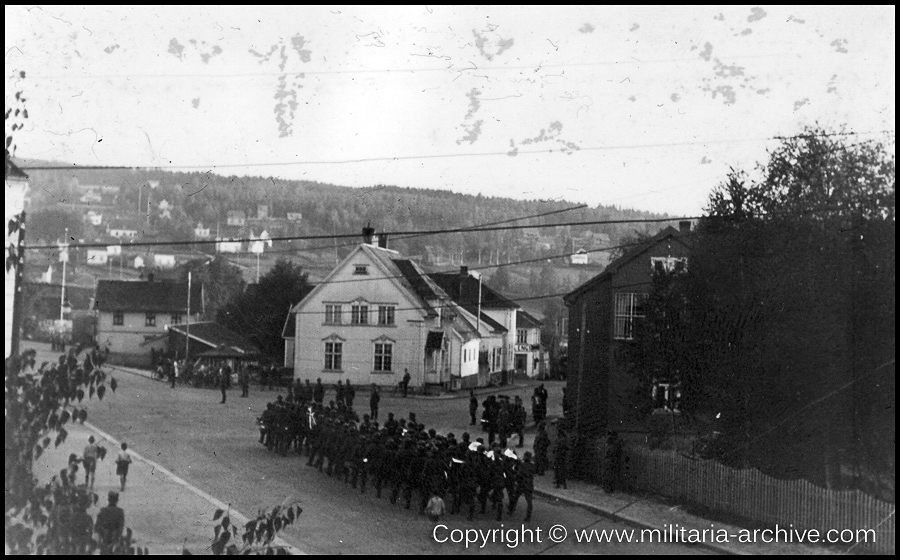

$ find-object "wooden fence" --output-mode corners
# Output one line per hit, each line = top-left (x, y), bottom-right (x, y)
(624, 444), (895, 554)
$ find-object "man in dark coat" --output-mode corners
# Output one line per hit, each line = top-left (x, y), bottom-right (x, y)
(94, 491), (125, 552)
(345, 381), (356, 409)
(313, 378), (325, 404)
(553, 430), (569, 489)
(510, 452), (536, 521)
(533, 422), (550, 476)
(369, 384), (380, 420)
(219, 367), (229, 404)
(468, 390), (478, 426)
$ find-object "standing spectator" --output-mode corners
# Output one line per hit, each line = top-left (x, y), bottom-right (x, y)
(94, 491), (125, 552)
(468, 390), (478, 426)
(69, 496), (94, 554)
(369, 384), (380, 420)
(335, 380), (345, 406)
(536, 383), (548, 423)
(219, 367), (229, 404)
(345, 381), (356, 409)
(66, 453), (81, 486)
(602, 431), (624, 494)
(240, 370), (250, 398)
(513, 396), (527, 448)
(401, 369), (411, 397)
(115, 443), (133, 492)
(533, 422), (550, 476)
(553, 430), (569, 489)
(82, 435), (101, 489)
(313, 378), (325, 404)
(169, 360), (177, 388)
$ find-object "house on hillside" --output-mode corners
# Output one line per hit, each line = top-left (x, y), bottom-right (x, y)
(108, 221), (140, 239)
(287, 228), (505, 390)
(286, 212), (303, 222)
(194, 222), (210, 239)
(570, 249), (589, 265)
(85, 210), (103, 226)
(563, 221), (692, 442)
(227, 210), (246, 227)
(86, 249), (109, 266)
(94, 277), (204, 367)
(153, 254), (176, 269)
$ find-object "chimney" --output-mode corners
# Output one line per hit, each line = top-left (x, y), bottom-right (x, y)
(147, 272), (155, 283)
(377, 232), (388, 249)
(362, 224), (375, 245)
(679, 220), (692, 233)
(459, 266), (468, 278)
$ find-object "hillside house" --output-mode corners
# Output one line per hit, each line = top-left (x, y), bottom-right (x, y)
(227, 210), (246, 227)
(94, 277), (204, 367)
(85, 210), (103, 226)
(570, 249), (589, 265)
(86, 249), (109, 266)
(153, 254), (176, 269)
(286, 212), (303, 222)
(288, 228), (504, 390)
(514, 309), (544, 377)
(563, 221), (692, 441)
(194, 222), (210, 238)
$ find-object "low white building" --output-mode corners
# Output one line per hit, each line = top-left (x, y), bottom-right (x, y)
(153, 254), (176, 269)
(570, 249), (589, 265)
(86, 249), (109, 266)
(194, 222), (210, 238)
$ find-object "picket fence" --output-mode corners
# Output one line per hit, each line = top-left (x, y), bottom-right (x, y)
(625, 445), (895, 554)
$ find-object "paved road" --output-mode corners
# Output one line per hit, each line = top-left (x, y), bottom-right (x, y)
(26, 342), (711, 554)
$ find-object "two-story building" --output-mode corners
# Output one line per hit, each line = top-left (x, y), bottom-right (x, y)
(94, 277), (204, 367)
(563, 221), (691, 440)
(288, 229), (504, 390)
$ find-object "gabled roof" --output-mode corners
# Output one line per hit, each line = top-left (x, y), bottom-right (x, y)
(95, 279), (203, 313)
(429, 272), (519, 310)
(291, 243), (447, 319)
(168, 322), (259, 355)
(564, 225), (691, 303)
(281, 305), (296, 339)
(516, 309), (543, 329)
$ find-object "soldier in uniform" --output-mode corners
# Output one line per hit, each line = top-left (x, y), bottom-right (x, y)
(533, 421), (550, 476)
(509, 451), (536, 522)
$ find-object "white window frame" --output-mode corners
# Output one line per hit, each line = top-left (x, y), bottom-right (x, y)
(377, 305), (395, 325)
(516, 328), (528, 345)
(651, 256), (688, 274)
(353, 264), (369, 275)
(374, 341), (393, 372)
(325, 304), (342, 324)
(351, 304), (369, 325)
(324, 341), (343, 371)
(145, 312), (157, 327)
(614, 293), (647, 340)
(113, 311), (124, 326)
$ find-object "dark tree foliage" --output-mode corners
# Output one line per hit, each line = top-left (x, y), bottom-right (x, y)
(203, 501), (302, 555)
(178, 255), (246, 320)
(4, 348), (148, 554)
(25, 208), (83, 244)
(633, 128), (894, 498)
(217, 258), (311, 361)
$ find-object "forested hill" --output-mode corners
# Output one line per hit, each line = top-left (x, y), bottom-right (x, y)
(20, 161), (674, 265)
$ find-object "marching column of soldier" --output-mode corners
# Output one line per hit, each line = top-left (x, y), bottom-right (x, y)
(256, 379), (568, 523)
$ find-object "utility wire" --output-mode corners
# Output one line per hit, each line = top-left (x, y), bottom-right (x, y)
(17, 130), (893, 172)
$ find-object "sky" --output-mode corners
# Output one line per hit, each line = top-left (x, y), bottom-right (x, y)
(5, 5), (895, 216)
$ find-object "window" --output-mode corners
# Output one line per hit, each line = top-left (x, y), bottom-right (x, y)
(170, 313), (182, 324)
(351, 304), (369, 325)
(614, 293), (647, 340)
(353, 264), (369, 275)
(113, 311), (124, 326)
(516, 328), (528, 344)
(145, 313), (157, 327)
(651, 256), (688, 274)
(377, 305), (395, 325)
(652, 382), (682, 413)
(374, 342), (393, 372)
(325, 304), (342, 324)
(324, 342), (343, 371)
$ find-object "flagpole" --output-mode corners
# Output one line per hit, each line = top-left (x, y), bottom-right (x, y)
(186, 271), (191, 363)
(60, 227), (68, 322)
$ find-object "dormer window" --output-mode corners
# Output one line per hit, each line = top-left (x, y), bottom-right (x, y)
(353, 265), (369, 275)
